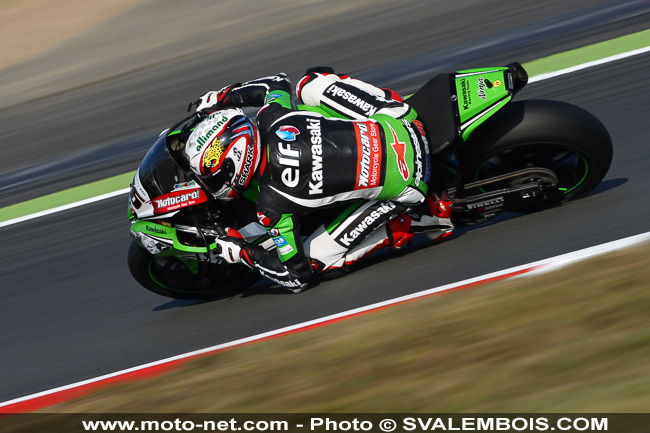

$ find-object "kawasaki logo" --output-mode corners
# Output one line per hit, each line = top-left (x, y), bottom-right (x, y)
(145, 225), (167, 235)
(307, 119), (323, 195)
(460, 78), (471, 110)
(338, 202), (396, 247)
(326, 84), (377, 116)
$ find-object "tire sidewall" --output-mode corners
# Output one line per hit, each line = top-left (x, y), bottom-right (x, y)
(457, 100), (613, 202)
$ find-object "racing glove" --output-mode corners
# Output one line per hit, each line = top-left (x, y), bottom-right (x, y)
(214, 228), (246, 264)
(189, 84), (240, 113)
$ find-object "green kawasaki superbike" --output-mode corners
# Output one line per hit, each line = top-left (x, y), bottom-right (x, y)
(127, 62), (613, 299)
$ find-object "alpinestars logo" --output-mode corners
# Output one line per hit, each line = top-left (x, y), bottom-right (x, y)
(388, 124), (410, 181)
(257, 211), (271, 226)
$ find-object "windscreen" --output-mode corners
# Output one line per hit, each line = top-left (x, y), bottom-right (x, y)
(137, 133), (193, 199)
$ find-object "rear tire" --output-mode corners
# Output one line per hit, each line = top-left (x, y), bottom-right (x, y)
(458, 100), (613, 207)
(127, 241), (261, 300)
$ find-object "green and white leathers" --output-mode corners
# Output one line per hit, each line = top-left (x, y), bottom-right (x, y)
(219, 70), (435, 289)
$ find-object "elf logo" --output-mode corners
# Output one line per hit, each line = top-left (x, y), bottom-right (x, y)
(276, 125), (300, 141)
(278, 142), (300, 188)
(388, 124), (410, 181)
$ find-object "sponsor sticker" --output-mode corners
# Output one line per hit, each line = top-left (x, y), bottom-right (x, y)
(202, 138), (226, 174)
(273, 236), (293, 256)
(257, 211), (271, 226)
(152, 188), (207, 214)
(354, 121), (382, 189)
(337, 201), (397, 247)
(273, 236), (288, 248)
(278, 141), (300, 188)
(476, 75), (488, 100)
(387, 124), (410, 181)
(196, 115), (229, 152)
(273, 234), (295, 256)
(460, 78), (471, 110)
(275, 125), (300, 141)
(307, 119), (323, 195)
(266, 93), (283, 103)
(325, 84), (377, 116)
(173, 180), (198, 191)
(278, 244), (294, 256)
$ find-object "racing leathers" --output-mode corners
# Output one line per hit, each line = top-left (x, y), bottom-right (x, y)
(206, 69), (452, 289)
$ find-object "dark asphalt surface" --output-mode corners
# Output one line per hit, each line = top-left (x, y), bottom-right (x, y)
(1, 0), (649, 403)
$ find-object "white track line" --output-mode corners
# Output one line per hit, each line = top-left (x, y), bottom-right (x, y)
(1, 45), (649, 229)
(0, 188), (130, 229)
(1, 230), (649, 410)
(529, 46), (650, 83)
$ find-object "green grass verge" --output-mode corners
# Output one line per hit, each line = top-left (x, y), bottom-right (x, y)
(525, 29), (650, 76)
(39, 242), (650, 413)
(0, 172), (134, 223)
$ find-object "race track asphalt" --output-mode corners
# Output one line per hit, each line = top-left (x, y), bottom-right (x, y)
(1, 0), (649, 403)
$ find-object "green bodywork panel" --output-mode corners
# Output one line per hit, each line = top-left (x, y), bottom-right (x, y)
(453, 67), (512, 141)
(130, 220), (214, 255)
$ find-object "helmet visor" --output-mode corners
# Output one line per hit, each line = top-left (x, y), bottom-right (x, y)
(196, 158), (235, 196)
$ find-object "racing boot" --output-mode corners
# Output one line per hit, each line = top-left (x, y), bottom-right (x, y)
(410, 192), (454, 241)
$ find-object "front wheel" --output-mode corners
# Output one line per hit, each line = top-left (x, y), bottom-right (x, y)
(458, 100), (613, 207)
(127, 242), (261, 300)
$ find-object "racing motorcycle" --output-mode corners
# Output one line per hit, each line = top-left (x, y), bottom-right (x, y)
(127, 62), (613, 299)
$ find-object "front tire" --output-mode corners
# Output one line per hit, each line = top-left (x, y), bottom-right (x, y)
(458, 99), (613, 207)
(127, 241), (261, 300)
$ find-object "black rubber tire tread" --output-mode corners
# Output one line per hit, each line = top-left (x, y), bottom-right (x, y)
(458, 99), (613, 204)
(127, 241), (260, 299)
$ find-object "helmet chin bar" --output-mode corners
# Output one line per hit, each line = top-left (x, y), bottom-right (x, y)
(229, 180), (247, 198)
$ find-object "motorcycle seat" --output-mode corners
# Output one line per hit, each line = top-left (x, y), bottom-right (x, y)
(406, 73), (459, 154)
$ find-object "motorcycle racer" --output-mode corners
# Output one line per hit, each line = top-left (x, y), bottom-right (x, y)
(184, 67), (453, 291)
